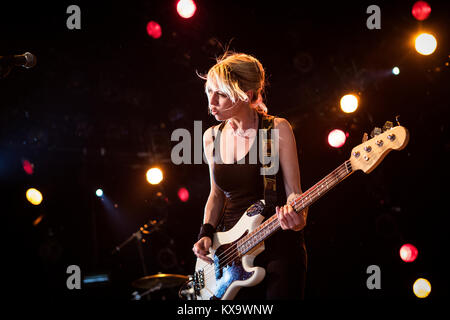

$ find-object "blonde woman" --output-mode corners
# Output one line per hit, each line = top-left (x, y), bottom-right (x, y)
(192, 52), (308, 299)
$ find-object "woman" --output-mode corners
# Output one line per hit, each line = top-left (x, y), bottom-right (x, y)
(192, 52), (308, 299)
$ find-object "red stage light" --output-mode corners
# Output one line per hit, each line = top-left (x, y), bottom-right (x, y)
(400, 243), (418, 262)
(178, 187), (189, 202)
(146, 21), (162, 39)
(412, 1), (431, 21)
(177, 0), (196, 19)
(327, 129), (347, 148)
(22, 159), (34, 175)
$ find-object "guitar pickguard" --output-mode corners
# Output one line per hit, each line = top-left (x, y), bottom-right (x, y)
(194, 200), (267, 300)
(211, 233), (253, 299)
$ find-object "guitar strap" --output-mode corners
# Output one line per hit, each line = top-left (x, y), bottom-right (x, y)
(261, 115), (277, 211)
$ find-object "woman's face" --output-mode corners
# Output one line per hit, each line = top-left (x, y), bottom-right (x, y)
(206, 80), (243, 121)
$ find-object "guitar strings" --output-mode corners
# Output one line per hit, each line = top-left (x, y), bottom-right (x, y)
(200, 163), (351, 280)
(209, 162), (351, 268)
(199, 164), (351, 281)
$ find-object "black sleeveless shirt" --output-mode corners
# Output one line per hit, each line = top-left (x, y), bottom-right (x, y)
(210, 114), (307, 300)
(211, 113), (286, 231)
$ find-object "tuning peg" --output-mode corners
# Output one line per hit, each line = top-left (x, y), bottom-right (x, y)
(370, 127), (382, 138)
(395, 115), (401, 126)
(362, 132), (368, 143)
(382, 121), (394, 132)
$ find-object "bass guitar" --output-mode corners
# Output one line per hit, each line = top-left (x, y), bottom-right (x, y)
(192, 122), (409, 300)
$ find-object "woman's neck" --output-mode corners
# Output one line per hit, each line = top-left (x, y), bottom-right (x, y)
(227, 106), (257, 132)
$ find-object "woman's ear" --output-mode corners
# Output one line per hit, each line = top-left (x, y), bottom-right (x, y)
(245, 90), (254, 103)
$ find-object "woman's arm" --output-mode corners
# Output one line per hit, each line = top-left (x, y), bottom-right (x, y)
(274, 117), (308, 231)
(202, 126), (226, 227)
(193, 126), (226, 263)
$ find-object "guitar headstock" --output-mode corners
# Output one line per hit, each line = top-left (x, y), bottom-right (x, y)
(349, 125), (410, 173)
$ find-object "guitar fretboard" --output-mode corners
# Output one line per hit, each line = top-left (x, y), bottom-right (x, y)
(237, 160), (353, 255)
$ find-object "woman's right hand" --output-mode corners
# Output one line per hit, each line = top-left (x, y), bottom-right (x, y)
(192, 236), (213, 264)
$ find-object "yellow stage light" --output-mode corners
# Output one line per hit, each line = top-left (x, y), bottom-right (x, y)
(146, 167), (163, 185)
(413, 278), (431, 298)
(340, 94), (359, 113)
(415, 33), (437, 55)
(26, 188), (43, 205)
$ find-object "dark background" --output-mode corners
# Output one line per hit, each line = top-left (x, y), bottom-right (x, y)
(1, 0), (449, 303)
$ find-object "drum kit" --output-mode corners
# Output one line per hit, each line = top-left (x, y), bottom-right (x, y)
(113, 218), (195, 300)
(131, 273), (194, 300)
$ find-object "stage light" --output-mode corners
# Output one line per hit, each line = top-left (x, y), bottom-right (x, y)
(415, 33), (437, 55)
(412, 1), (431, 21)
(177, 0), (196, 19)
(96, 189), (103, 197)
(33, 214), (44, 227)
(178, 187), (189, 202)
(26, 188), (43, 205)
(328, 129), (347, 148)
(340, 94), (358, 113)
(146, 167), (163, 185)
(22, 159), (34, 175)
(400, 243), (418, 262)
(413, 278), (431, 298)
(146, 21), (162, 39)
(392, 67), (400, 75)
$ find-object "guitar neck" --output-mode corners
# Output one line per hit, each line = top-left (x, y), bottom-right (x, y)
(237, 160), (353, 255)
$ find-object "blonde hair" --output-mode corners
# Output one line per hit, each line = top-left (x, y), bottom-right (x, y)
(200, 52), (268, 115)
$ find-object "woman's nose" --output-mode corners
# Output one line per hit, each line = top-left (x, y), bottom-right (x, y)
(210, 92), (219, 105)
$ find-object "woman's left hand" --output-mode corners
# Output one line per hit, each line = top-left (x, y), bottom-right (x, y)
(276, 201), (307, 231)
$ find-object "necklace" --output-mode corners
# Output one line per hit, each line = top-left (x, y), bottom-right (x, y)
(228, 110), (258, 138)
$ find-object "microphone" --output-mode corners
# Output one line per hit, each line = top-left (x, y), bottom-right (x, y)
(0, 52), (37, 69)
(209, 102), (240, 115)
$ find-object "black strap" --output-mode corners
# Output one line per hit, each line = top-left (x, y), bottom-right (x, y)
(211, 121), (226, 161)
(261, 115), (277, 208)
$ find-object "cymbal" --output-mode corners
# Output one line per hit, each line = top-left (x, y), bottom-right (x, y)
(132, 273), (189, 290)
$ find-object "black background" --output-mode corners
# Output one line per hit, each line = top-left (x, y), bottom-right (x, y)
(1, 0), (449, 303)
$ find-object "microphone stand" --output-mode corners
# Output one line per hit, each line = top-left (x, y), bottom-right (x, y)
(112, 220), (162, 276)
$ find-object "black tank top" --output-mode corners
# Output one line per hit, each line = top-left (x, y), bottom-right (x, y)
(211, 113), (286, 231)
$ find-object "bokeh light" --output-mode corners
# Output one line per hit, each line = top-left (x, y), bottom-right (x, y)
(177, 0), (197, 19)
(412, 1), (431, 21)
(399, 243), (418, 262)
(328, 129), (347, 148)
(415, 33), (437, 55)
(22, 159), (34, 175)
(146, 21), (162, 39)
(146, 167), (163, 185)
(392, 67), (400, 75)
(26, 188), (43, 205)
(413, 278), (431, 298)
(340, 94), (359, 113)
(178, 187), (189, 202)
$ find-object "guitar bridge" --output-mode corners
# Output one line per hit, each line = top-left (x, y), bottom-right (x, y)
(193, 269), (204, 294)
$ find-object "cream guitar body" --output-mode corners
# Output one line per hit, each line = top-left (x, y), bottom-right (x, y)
(194, 200), (267, 300)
